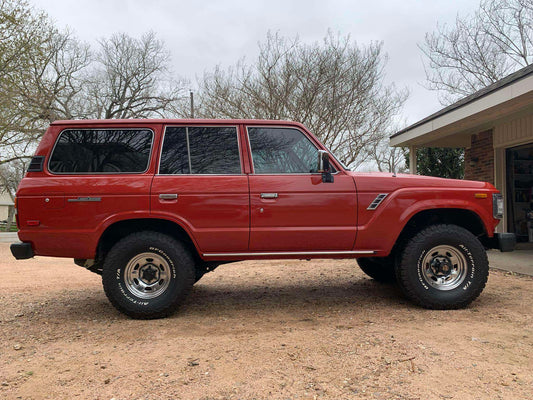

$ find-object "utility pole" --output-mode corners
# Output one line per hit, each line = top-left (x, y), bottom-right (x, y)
(189, 90), (194, 119)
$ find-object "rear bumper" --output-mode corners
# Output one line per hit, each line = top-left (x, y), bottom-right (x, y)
(10, 242), (34, 259)
(487, 233), (516, 252)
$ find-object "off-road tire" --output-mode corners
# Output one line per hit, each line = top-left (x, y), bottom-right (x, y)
(396, 224), (488, 309)
(102, 231), (195, 319)
(194, 268), (205, 283)
(357, 257), (396, 283)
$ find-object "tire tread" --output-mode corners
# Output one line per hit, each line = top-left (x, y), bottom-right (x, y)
(102, 231), (195, 319)
(396, 224), (488, 310)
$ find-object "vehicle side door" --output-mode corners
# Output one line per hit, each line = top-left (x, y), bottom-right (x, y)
(150, 125), (249, 253)
(247, 126), (357, 252)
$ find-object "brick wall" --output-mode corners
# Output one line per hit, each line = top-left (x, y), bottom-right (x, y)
(464, 129), (494, 184)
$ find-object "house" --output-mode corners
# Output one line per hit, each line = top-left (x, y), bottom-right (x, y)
(391, 64), (533, 242)
(0, 190), (14, 221)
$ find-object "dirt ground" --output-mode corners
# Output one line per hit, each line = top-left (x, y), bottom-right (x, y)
(0, 243), (532, 400)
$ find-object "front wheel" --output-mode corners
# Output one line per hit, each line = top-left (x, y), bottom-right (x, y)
(102, 231), (195, 319)
(396, 224), (489, 309)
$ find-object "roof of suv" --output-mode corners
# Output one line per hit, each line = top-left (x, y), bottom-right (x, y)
(51, 119), (304, 126)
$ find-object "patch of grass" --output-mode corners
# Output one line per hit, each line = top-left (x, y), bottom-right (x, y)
(0, 223), (18, 232)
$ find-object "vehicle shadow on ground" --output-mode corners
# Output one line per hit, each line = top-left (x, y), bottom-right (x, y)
(25, 277), (407, 321)
(183, 278), (406, 316)
(30, 276), (498, 322)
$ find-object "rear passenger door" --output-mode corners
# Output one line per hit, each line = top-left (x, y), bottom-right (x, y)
(151, 125), (249, 253)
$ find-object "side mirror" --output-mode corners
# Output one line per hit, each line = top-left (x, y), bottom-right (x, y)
(317, 150), (334, 183)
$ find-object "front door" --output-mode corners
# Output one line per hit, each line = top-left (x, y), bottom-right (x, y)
(246, 126), (357, 251)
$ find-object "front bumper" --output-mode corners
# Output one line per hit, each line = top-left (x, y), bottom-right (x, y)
(488, 233), (516, 253)
(10, 242), (34, 259)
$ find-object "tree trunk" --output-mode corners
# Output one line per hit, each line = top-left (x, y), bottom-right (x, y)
(5, 205), (15, 232)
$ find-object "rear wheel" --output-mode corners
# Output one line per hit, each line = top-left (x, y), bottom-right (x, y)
(102, 231), (195, 319)
(357, 257), (396, 282)
(396, 224), (489, 309)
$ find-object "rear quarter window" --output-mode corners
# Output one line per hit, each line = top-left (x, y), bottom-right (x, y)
(48, 129), (153, 174)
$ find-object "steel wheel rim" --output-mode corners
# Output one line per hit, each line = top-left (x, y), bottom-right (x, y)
(124, 252), (171, 299)
(421, 245), (467, 291)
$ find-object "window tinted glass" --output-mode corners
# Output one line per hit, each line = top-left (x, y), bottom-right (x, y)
(248, 127), (319, 174)
(49, 129), (153, 173)
(158, 127), (189, 174)
(159, 126), (241, 175)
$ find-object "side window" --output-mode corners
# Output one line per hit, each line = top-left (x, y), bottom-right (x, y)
(159, 126), (241, 174)
(248, 127), (321, 174)
(49, 129), (153, 174)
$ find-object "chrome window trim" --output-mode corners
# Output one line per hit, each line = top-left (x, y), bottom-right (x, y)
(48, 128), (155, 175)
(245, 125), (339, 176)
(157, 125), (244, 176)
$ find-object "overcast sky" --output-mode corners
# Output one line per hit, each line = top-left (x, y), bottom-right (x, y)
(31, 0), (481, 126)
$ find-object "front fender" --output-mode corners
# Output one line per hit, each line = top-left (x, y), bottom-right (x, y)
(354, 187), (497, 256)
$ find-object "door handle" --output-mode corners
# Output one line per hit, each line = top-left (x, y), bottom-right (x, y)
(260, 193), (278, 199)
(159, 194), (178, 200)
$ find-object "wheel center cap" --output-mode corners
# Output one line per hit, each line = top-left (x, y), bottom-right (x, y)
(140, 264), (159, 284)
(430, 256), (453, 276)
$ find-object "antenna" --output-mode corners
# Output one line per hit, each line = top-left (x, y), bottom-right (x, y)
(190, 90), (194, 119)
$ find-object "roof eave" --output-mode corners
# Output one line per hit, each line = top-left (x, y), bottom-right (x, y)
(391, 69), (533, 147)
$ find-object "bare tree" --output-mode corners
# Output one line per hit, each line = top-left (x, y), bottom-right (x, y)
(421, 0), (533, 104)
(1, 2), (188, 198)
(86, 32), (187, 119)
(2, 5), (187, 166)
(197, 32), (408, 169)
(0, 0), (56, 166)
(9, 30), (91, 125)
(370, 142), (408, 173)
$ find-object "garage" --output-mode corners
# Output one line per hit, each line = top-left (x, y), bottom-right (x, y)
(391, 64), (533, 242)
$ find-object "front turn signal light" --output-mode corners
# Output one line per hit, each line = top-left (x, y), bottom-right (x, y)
(493, 193), (504, 219)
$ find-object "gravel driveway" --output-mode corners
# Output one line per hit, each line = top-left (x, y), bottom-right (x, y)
(0, 243), (531, 399)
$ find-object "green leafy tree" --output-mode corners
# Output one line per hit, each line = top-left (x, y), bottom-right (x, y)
(406, 148), (464, 179)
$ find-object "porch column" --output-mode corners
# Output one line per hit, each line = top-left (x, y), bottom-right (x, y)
(409, 146), (417, 174)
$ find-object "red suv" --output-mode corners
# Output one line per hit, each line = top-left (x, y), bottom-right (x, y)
(10, 119), (515, 318)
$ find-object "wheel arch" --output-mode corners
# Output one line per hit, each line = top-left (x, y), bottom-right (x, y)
(393, 208), (489, 256)
(96, 218), (202, 265)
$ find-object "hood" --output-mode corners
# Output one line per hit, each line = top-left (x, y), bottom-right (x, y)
(346, 171), (496, 191)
